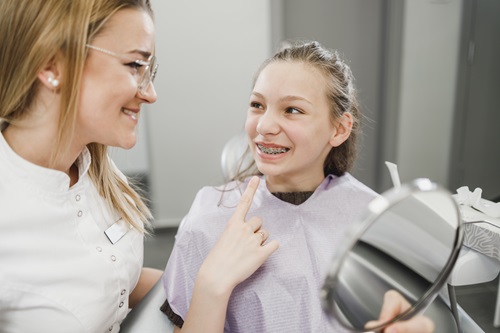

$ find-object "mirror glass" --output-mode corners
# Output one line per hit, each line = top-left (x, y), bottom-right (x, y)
(321, 178), (463, 332)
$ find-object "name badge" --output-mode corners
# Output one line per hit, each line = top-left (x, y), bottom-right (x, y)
(104, 218), (132, 244)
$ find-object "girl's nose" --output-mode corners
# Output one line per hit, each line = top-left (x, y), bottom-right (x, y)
(256, 111), (280, 136)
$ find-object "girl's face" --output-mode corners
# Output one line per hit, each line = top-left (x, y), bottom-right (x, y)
(77, 8), (156, 150)
(245, 61), (346, 192)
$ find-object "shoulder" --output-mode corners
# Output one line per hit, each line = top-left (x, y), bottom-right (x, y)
(189, 178), (252, 211)
(325, 173), (379, 202)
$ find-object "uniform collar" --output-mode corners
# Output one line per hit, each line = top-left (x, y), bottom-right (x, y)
(0, 130), (92, 193)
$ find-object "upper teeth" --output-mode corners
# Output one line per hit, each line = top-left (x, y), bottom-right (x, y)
(258, 144), (289, 155)
(123, 109), (137, 120)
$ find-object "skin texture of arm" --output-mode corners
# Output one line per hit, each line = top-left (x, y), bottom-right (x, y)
(129, 267), (163, 309)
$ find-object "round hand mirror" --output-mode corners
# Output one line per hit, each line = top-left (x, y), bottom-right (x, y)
(321, 178), (463, 332)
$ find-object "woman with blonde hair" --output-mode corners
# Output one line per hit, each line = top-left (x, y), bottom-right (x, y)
(0, 0), (277, 332)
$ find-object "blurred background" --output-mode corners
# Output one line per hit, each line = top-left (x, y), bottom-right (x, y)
(110, 0), (500, 229)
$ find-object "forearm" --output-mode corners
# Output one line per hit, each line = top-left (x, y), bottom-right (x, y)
(129, 267), (163, 308)
(179, 269), (233, 333)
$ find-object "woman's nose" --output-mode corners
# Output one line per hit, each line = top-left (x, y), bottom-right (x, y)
(139, 83), (158, 104)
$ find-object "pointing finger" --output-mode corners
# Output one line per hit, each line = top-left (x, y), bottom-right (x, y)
(231, 176), (260, 223)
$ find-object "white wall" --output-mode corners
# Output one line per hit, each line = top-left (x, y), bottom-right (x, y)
(395, 0), (463, 187)
(147, 0), (272, 227)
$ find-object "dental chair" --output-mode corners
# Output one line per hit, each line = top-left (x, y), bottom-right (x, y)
(448, 246), (500, 327)
(220, 131), (253, 180)
(448, 207), (500, 328)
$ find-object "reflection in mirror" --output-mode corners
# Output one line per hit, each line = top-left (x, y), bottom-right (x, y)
(321, 179), (463, 332)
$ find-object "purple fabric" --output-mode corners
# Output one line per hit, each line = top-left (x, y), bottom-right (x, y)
(162, 173), (378, 332)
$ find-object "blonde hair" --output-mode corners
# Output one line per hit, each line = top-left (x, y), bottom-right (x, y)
(230, 40), (361, 182)
(0, 0), (154, 232)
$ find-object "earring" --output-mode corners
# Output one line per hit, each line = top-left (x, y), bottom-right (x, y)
(48, 76), (59, 88)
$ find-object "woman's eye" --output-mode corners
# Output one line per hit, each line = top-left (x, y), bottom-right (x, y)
(126, 62), (143, 71)
(285, 107), (302, 114)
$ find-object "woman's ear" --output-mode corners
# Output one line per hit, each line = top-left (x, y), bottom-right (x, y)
(329, 112), (353, 147)
(37, 56), (63, 90)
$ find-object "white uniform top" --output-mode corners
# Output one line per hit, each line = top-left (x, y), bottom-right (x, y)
(0, 131), (144, 333)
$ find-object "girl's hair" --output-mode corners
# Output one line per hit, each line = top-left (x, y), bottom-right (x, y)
(230, 40), (361, 182)
(0, 0), (154, 232)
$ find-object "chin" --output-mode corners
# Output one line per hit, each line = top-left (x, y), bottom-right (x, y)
(116, 138), (137, 150)
(255, 163), (282, 178)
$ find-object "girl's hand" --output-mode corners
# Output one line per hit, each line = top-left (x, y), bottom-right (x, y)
(197, 176), (280, 297)
(366, 290), (435, 333)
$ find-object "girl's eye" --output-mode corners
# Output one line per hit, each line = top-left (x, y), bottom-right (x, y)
(285, 107), (302, 114)
(250, 102), (263, 109)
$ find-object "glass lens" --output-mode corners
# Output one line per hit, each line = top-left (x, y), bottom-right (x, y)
(138, 56), (157, 95)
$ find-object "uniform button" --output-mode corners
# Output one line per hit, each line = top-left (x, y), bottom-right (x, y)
(121, 289), (126, 295)
(119, 301), (124, 308)
(75, 194), (81, 201)
(111, 255), (116, 261)
(96, 247), (102, 252)
(77, 210), (83, 217)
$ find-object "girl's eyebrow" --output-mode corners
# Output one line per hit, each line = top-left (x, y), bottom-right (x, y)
(279, 95), (313, 106)
(251, 91), (264, 99)
(251, 91), (313, 106)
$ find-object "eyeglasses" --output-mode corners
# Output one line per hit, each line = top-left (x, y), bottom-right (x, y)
(86, 44), (158, 96)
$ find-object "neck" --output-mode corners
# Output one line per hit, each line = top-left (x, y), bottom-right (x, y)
(2, 120), (82, 179)
(265, 173), (325, 193)
(3, 90), (84, 186)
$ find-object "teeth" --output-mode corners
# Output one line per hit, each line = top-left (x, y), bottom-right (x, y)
(122, 109), (137, 120)
(258, 144), (289, 155)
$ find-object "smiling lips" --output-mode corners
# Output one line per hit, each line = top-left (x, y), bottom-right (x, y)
(122, 108), (138, 121)
(257, 143), (290, 155)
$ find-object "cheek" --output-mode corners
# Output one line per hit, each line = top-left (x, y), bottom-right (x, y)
(244, 115), (258, 136)
(81, 64), (137, 103)
(288, 126), (328, 151)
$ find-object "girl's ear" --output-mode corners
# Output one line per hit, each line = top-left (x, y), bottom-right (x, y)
(37, 55), (63, 90)
(329, 112), (353, 147)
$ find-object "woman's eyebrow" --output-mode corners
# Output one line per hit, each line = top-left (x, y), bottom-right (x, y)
(127, 49), (152, 59)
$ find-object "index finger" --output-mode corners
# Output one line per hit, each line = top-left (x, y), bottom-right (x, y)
(232, 176), (260, 222)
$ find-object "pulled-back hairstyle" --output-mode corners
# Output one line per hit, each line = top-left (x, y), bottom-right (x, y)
(231, 40), (361, 182)
(0, 0), (154, 232)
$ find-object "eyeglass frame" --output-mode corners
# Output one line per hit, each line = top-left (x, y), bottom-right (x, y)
(86, 44), (158, 96)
